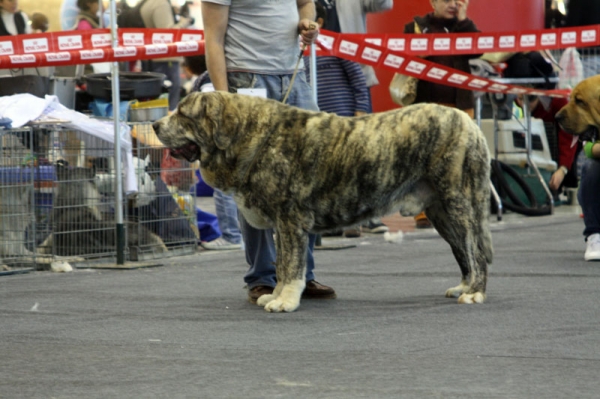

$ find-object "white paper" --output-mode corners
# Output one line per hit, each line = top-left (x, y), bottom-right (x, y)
(237, 88), (267, 98)
(0, 93), (137, 193)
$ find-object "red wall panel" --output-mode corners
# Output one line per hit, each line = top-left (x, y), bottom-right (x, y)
(366, 0), (546, 112)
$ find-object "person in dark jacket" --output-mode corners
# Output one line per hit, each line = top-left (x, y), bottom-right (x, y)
(404, 0), (480, 114)
(404, 0), (480, 228)
(565, 0), (600, 77)
(0, 0), (31, 36)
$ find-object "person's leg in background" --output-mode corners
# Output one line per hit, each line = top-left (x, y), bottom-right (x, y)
(147, 61), (182, 111)
(200, 189), (243, 250)
(578, 158), (600, 261)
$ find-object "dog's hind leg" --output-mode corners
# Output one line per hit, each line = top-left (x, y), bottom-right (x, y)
(259, 221), (307, 313)
(426, 198), (487, 304)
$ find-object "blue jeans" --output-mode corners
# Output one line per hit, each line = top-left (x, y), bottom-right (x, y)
(227, 71), (319, 288)
(213, 188), (242, 245)
(578, 159), (600, 239)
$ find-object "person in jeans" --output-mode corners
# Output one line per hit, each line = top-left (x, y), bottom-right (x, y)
(578, 142), (600, 261)
(201, 0), (336, 303)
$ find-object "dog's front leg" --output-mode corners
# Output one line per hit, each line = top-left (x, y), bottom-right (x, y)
(256, 230), (285, 306)
(261, 222), (307, 313)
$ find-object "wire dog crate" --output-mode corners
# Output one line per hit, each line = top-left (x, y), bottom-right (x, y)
(33, 127), (130, 260)
(9, 124), (200, 264)
(36, 124), (198, 261)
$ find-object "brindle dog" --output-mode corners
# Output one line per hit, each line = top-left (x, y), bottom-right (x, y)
(153, 91), (493, 313)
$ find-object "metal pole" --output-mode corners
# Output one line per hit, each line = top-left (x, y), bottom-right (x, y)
(477, 94), (502, 221)
(309, 44), (322, 246)
(98, 0), (104, 28)
(309, 44), (317, 105)
(523, 96), (554, 214)
(475, 95), (482, 128)
(109, 0), (125, 264)
(522, 97), (532, 173)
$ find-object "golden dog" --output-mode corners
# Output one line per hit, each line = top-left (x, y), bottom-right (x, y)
(556, 74), (600, 140)
(153, 92), (493, 312)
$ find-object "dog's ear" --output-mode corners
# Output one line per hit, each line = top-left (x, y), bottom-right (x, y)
(179, 92), (240, 152)
(197, 92), (241, 151)
(185, 92), (220, 146)
(212, 94), (242, 150)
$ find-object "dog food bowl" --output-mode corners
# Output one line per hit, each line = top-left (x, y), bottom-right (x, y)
(128, 98), (169, 122)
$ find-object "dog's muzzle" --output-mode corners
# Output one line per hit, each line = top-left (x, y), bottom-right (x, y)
(169, 141), (200, 163)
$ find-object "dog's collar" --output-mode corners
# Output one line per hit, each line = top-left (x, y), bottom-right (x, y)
(580, 126), (599, 143)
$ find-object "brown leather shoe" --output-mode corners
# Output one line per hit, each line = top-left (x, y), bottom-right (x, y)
(302, 280), (337, 299)
(414, 211), (433, 229)
(343, 227), (361, 238)
(248, 285), (274, 304)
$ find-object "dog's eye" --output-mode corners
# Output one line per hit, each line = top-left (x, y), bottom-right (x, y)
(575, 98), (586, 106)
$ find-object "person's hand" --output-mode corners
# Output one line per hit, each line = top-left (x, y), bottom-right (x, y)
(549, 167), (566, 191)
(457, 0), (469, 21)
(355, 111), (366, 117)
(298, 18), (319, 47)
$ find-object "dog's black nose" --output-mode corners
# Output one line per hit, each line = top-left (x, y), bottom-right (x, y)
(554, 111), (564, 124)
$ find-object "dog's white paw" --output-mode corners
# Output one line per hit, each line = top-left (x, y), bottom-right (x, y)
(264, 297), (300, 313)
(445, 282), (468, 298)
(51, 261), (73, 273)
(256, 294), (276, 307)
(383, 231), (404, 244)
(457, 292), (485, 304)
(262, 280), (304, 313)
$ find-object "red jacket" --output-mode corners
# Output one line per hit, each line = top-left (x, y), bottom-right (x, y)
(531, 97), (578, 170)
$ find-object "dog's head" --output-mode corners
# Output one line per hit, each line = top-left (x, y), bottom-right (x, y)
(555, 74), (600, 142)
(152, 91), (242, 163)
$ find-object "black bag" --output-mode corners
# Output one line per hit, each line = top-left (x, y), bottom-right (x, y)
(117, 0), (149, 28)
(504, 52), (556, 89)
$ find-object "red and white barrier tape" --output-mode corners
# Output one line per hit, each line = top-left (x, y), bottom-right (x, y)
(315, 28), (590, 98)
(334, 25), (599, 56)
(0, 29), (203, 69)
(2, 25), (598, 96)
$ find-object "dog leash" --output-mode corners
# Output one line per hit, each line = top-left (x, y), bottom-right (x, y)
(282, 24), (317, 105)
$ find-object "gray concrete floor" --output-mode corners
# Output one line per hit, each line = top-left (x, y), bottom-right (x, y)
(1, 203), (599, 398)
